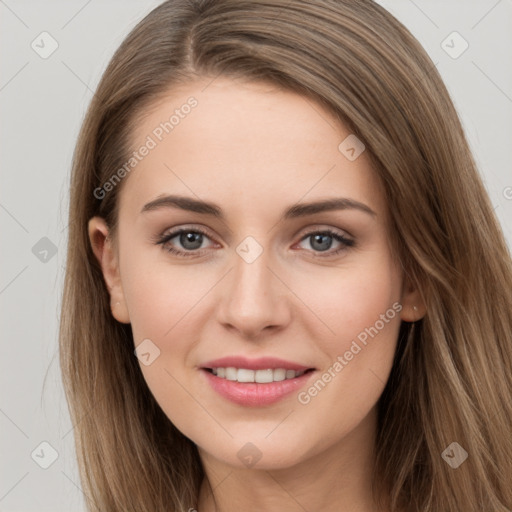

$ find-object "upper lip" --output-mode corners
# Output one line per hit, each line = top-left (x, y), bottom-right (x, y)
(201, 356), (314, 371)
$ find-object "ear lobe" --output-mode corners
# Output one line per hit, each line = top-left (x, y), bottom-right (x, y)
(399, 275), (427, 322)
(88, 216), (130, 324)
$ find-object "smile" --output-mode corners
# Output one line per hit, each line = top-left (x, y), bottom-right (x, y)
(200, 356), (316, 406)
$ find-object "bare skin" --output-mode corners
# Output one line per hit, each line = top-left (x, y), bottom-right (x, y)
(89, 76), (425, 511)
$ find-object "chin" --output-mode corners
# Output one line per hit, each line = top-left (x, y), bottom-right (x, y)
(198, 435), (314, 471)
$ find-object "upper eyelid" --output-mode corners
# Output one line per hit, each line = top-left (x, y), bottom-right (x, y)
(161, 223), (353, 238)
(160, 225), (217, 244)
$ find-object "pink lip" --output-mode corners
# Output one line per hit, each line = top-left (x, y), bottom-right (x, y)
(201, 356), (312, 371)
(201, 369), (315, 407)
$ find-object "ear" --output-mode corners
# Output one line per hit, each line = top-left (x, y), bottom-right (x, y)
(399, 274), (426, 322)
(88, 216), (130, 324)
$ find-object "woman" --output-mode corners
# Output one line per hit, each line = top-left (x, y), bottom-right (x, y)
(59, 0), (512, 510)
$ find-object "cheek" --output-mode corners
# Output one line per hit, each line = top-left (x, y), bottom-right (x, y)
(293, 302), (401, 454)
(291, 256), (401, 418)
(120, 259), (212, 429)
(294, 257), (401, 351)
(121, 250), (213, 345)
(119, 251), (219, 408)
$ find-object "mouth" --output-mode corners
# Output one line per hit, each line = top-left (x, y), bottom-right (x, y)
(199, 356), (317, 406)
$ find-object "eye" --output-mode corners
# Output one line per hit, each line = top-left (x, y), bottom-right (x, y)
(153, 226), (354, 259)
(154, 227), (216, 258)
(296, 229), (354, 257)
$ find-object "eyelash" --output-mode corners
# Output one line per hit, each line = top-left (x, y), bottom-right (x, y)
(154, 226), (354, 259)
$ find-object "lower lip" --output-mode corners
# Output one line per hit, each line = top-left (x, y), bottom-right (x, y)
(201, 369), (315, 407)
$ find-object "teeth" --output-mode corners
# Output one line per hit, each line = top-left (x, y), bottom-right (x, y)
(273, 368), (286, 381)
(225, 367), (238, 381)
(210, 367), (307, 383)
(237, 369), (255, 382)
(255, 369), (273, 383)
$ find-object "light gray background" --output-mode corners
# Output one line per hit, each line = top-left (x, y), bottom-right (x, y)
(1, 1), (511, 510)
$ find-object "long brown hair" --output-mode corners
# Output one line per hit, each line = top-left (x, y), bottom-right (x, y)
(59, 1), (512, 510)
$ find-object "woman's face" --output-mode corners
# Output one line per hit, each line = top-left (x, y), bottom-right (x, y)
(90, 76), (420, 470)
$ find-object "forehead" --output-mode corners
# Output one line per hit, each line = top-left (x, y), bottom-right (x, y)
(120, 76), (386, 222)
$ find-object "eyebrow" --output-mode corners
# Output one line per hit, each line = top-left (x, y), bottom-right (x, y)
(140, 194), (376, 219)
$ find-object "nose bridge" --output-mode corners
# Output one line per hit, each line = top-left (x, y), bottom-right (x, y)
(216, 234), (290, 335)
(234, 242), (270, 286)
(231, 236), (276, 302)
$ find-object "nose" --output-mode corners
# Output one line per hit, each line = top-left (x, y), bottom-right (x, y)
(215, 243), (291, 339)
